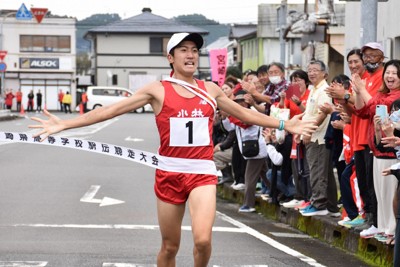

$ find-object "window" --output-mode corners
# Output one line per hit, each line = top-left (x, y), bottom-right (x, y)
(150, 37), (169, 54)
(20, 35), (71, 53)
(150, 37), (163, 53)
(112, 74), (118, 85)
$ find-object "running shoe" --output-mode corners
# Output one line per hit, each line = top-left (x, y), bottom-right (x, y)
(238, 205), (256, 213)
(343, 215), (365, 228)
(300, 205), (328, 216)
(282, 199), (305, 208)
(360, 226), (381, 239)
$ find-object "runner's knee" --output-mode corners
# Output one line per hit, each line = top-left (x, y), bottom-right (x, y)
(193, 236), (211, 253)
(161, 240), (180, 257)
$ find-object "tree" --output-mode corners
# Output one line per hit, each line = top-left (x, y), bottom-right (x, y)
(174, 14), (230, 45)
(76, 53), (91, 75)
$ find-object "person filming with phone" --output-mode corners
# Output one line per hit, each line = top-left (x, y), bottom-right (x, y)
(353, 59), (400, 242)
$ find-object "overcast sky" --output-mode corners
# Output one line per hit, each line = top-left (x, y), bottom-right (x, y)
(2, 0), (338, 24)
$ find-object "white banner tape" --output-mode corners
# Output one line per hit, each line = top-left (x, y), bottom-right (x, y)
(0, 132), (218, 176)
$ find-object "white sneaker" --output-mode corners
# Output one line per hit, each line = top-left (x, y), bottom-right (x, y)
(260, 194), (271, 201)
(282, 199), (304, 208)
(328, 211), (341, 218)
(238, 205), (256, 213)
(232, 183), (245, 190)
(360, 225), (381, 239)
(338, 217), (351, 226)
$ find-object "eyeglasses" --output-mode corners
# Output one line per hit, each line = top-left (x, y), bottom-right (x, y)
(268, 70), (282, 76)
(362, 53), (382, 60)
(307, 69), (322, 74)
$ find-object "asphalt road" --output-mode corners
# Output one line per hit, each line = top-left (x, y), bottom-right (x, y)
(0, 112), (370, 267)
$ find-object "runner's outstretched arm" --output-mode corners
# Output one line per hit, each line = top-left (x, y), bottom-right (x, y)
(29, 82), (158, 141)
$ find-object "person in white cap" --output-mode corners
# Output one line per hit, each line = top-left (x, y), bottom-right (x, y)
(350, 42), (385, 237)
(29, 32), (317, 266)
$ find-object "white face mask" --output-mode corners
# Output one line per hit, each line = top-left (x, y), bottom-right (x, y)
(269, 76), (282, 85)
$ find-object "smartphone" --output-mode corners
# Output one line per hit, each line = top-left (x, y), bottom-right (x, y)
(286, 83), (301, 99)
(376, 104), (388, 122)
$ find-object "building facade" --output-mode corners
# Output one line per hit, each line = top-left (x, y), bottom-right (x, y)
(84, 8), (209, 93)
(345, 1), (400, 75)
(0, 10), (76, 111)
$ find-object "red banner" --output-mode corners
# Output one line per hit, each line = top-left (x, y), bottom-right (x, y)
(31, 8), (48, 23)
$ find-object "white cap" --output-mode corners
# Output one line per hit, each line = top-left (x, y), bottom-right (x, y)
(361, 42), (384, 54)
(166, 32), (204, 54)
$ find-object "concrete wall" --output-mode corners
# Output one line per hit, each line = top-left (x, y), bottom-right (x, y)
(345, 1), (400, 74)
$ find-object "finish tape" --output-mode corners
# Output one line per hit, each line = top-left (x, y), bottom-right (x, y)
(0, 131), (218, 175)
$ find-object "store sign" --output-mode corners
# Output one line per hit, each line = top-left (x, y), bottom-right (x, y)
(20, 58), (59, 69)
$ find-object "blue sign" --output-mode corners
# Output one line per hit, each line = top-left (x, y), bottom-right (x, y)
(16, 3), (33, 20)
(0, 62), (7, 72)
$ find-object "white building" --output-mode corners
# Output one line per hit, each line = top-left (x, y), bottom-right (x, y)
(0, 9), (76, 111)
(345, 1), (400, 74)
(84, 8), (209, 92)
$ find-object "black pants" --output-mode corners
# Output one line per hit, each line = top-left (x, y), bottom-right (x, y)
(27, 100), (34, 112)
(340, 160), (359, 219)
(64, 103), (71, 113)
(231, 142), (246, 184)
(354, 146), (377, 226)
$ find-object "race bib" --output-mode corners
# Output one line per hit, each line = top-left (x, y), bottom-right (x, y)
(169, 117), (210, 147)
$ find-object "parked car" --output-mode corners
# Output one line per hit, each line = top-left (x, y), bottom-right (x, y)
(86, 86), (152, 113)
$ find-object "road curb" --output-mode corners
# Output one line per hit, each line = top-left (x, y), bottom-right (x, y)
(0, 111), (24, 121)
(217, 184), (394, 267)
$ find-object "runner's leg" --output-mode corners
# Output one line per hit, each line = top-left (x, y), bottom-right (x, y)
(157, 198), (185, 267)
(188, 185), (216, 267)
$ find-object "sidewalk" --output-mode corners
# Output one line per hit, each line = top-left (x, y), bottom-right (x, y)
(0, 110), (24, 121)
(217, 184), (394, 267)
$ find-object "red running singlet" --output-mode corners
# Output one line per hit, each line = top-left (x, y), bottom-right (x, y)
(154, 80), (217, 204)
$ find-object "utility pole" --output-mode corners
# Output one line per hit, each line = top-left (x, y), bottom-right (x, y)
(278, 0), (287, 64)
(360, 0), (378, 45)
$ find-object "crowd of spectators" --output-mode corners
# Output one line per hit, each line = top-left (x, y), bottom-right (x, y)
(212, 42), (400, 265)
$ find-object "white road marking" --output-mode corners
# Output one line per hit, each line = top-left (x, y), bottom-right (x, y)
(8, 224), (243, 232)
(6, 213), (324, 266)
(102, 264), (267, 267)
(80, 185), (125, 207)
(124, 136), (144, 142)
(216, 212), (326, 267)
(103, 264), (156, 267)
(0, 262), (47, 267)
(269, 232), (312, 238)
(212, 266), (268, 267)
(7, 214), (323, 267)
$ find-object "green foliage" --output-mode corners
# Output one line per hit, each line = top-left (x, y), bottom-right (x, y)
(76, 53), (91, 75)
(174, 14), (230, 46)
(76, 14), (121, 53)
(76, 14), (121, 73)
(174, 14), (219, 26)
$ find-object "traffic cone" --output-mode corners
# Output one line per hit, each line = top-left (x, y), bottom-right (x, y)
(20, 105), (25, 116)
(79, 103), (84, 115)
